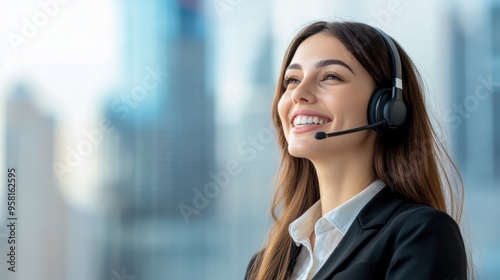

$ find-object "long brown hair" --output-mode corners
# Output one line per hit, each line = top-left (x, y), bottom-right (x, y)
(248, 21), (466, 280)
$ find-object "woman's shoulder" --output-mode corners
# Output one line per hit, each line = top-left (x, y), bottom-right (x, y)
(387, 200), (463, 240)
(379, 195), (467, 278)
(363, 186), (461, 232)
(369, 186), (459, 229)
(394, 200), (458, 224)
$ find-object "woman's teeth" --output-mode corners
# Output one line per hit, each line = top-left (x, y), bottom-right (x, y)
(293, 115), (328, 126)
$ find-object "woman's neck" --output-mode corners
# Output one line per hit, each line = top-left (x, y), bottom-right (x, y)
(310, 145), (376, 216)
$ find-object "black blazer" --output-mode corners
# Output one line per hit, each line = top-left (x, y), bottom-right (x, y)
(245, 186), (467, 279)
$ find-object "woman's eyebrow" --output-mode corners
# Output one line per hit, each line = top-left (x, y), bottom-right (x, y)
(316, 59), (355, 75)
(286, 63), (302, 71)
(286, 59), (355, 75)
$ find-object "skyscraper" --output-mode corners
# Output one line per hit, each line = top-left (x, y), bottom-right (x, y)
(2, 84), (68, 280)
(100, 1), (215, 279)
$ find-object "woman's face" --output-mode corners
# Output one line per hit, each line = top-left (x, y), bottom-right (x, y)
(278, 32), (377, 160)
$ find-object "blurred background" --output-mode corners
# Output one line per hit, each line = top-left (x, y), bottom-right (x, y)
(0, 0), (498, 279)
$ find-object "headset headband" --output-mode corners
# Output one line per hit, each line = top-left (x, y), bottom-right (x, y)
(373, 27), (403, 101)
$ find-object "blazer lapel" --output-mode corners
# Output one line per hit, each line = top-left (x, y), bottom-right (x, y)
(312, 187), (404, 280)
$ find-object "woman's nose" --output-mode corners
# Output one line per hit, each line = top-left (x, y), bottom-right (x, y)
(291, 78), (317, 104)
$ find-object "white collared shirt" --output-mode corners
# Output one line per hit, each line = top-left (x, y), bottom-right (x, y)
(288, 180), (386, 280)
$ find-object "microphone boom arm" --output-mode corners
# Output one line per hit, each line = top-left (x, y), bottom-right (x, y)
(314, 120), (386, 140)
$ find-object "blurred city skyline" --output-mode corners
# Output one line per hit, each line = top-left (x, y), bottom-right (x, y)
(0, 0), (499, 279)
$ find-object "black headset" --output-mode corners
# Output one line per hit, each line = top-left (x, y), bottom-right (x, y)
(367, 28), (407, 133)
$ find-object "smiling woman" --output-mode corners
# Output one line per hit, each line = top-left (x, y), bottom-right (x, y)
(245, 21), (471, 280)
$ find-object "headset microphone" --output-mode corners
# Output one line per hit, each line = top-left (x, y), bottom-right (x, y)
(314, 120), (385, 140)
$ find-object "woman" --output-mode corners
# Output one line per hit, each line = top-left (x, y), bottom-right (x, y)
(245, 21), (469, 280)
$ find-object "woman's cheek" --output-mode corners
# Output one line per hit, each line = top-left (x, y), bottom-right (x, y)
(277, 96), (290, 128)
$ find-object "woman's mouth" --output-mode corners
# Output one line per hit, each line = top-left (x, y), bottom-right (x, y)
(292, 115), (331, 127)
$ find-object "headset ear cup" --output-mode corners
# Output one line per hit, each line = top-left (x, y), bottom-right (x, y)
(384, 98), (407, 128)
(368, 88), (392, 133)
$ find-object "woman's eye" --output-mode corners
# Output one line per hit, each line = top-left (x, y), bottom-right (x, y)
(323, 73), (342, 81)
(284, 76), (300, 88)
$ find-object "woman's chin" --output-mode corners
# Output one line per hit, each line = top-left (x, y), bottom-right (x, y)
(287, 145), (316, 159)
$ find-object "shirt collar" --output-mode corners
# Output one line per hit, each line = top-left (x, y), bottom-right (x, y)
(289, 179), (386, 245)
(322, 179), (385, 235)
(289, 200), (322, 245)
